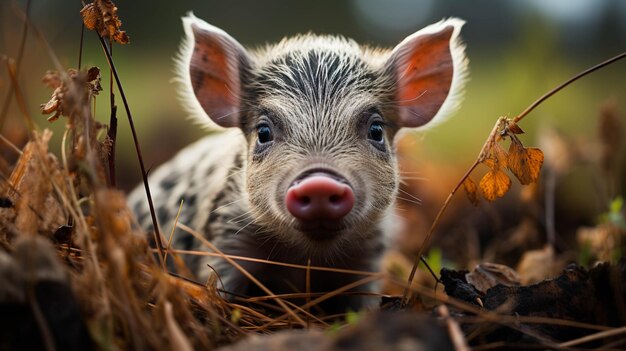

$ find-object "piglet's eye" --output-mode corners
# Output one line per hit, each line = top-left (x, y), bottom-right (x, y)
(257, 124), (273, 144)
(367, 122), (384, 143)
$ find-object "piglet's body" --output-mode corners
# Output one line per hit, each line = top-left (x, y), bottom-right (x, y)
(129, 14), (467, 313)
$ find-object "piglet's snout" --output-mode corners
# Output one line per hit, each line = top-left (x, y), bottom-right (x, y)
(285, 174), (354, 221)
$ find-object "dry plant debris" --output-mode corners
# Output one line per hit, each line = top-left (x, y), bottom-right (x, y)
(40, 67), (102, 122)
(463, 118), (545, 204)
(80, 0), (130, 44)
(441, 261), (626, 347)
(1, 2), (625, 350)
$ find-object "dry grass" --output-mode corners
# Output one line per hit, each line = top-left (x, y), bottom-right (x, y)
(1, 2), (626, 351)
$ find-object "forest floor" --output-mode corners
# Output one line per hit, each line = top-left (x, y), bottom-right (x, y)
(1, 1), (625, 350)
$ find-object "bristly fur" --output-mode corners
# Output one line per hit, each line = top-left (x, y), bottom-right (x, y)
(175, 13), (467, 132)
(132, 14), (469, 313)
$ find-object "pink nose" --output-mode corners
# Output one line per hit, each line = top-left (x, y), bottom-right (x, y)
(285, 175), (354, 221)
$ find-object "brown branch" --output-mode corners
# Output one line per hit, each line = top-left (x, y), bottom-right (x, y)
(104, 39), (117, 187)
(95, 33), (165, 266)
(402, 51), (626, 307)
(402, 118), (504, 306)
(513, 51), (626, 124)
(558, 325), (626, 348)
(78, 21), (85, 69)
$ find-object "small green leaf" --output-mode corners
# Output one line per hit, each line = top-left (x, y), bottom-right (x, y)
(610, 196), (623, 213)
(345, 309), (362, 325)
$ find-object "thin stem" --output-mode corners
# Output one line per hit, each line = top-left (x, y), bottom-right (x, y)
(403, 119), (505, 306)
(402, 160), (480, 306)
(78, 22), (84, 69)
(558, 325), (626, 348)
(513, 51), (626, 124)
(106, 39), (117, 187)
(420, 255), (441, 283)
(95, 33), (165, 266)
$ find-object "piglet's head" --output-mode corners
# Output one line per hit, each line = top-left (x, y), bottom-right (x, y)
(179, 13), (467, 252)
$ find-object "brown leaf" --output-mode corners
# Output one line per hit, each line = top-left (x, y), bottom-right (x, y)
(516, 245), (556, 285)
(482, 158), (496, 170)
(493, 142), (508, 169)
(463, 177), (479, 206)
(41, 70), (62, 89)
(113, 31), (130, 45)
(40, 67), (102, 121)
(479, 169), (511, 201)
(508, 122), (525, 134)
(507, 139), (544, 185)
(86, 67), (103, 95)
(80, 3), (98, 31)
(466, 262), (520, 294)
(40, 92), (60, 115)
(80, 0), (130, 44)
(6, 130), (66, 235)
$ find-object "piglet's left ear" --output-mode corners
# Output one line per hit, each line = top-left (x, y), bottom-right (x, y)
(386, 18), (468, 129)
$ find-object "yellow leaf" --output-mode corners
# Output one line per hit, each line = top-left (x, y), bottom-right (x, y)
(508, 140), (544, 185)
(493, 142), (508, 169)
(482, 158), (496, 170)
(479, 169), (511, 201)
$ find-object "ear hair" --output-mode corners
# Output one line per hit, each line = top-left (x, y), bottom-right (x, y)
(174, 12), (250, 130)
(387, 18), (468, 132)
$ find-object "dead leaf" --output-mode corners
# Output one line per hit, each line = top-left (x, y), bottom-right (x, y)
(479, 169), (511, 201)
(41, 70), (62, 89)
(80, 0), (130, 44)
(507, 138), (544, 185)
(40, 67), (102, 122)
(507, 122), (525, 134)
(80, 3), (98, 31)
(463, 177), (480, 206)
(516, 245), (556, 285)
(86, 67), (103, 95)
(492, 142), (508, 169)
(4, 130), (66, 236)
(466, 262), (520, 294)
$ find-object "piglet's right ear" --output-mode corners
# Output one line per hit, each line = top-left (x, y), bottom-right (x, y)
(181, 14), (250, 129)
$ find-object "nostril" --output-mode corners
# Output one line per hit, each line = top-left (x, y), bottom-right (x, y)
(285, 174), (354, 221)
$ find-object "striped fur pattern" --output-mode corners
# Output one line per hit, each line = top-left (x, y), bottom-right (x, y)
(128, 14), (467, 312)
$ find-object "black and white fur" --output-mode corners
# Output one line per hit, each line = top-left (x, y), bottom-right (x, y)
(129, 13), (467, 312)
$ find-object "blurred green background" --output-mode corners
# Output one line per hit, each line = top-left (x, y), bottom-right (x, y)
(1, 0), (625, 202)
